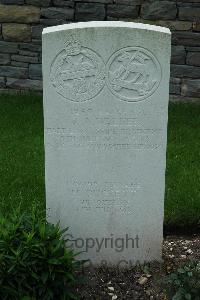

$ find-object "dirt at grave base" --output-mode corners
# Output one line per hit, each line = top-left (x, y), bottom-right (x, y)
(76, 235), (200, 300)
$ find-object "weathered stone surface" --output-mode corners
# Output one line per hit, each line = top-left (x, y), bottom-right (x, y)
(156, 20), (192, 31)
(43, 22), (171, 265)
(171, 64), (200, 78)
(181, 79), (200, 97)
(32, 25), (44, 39)
(11, 61), (28, 67)
(131, 19), (192, 31)
(6, 77), (42, 90)
(179, 5), (200, 21)
(115, 0), (142, 4)
(169, 83), (181, 95)
(0, 2), (198, 100)
(186, 52), (200, 67)
(107, 16), (119, 21)
(185, 46), (200, 52)
(178, 2), (200, 6)
(19, 42), (42, 52)
(40, 18), (65, 26)
(0, 66), (28, 78)
(107, 4), (139, 19)
(170, 77), (181, 84)
(32, 39), (41, 44)
(193, 22), (200, 32)
(141, 1), (177, 20)
(53, 0), (75, 7)
(26, 0), (51, 6)
(171, 46), (186, 64)
(0, 77), (5, 88)
(178, 0), (200, 2)
(170, 94), (200, 102)
(0, 0), (24, 4)
(38, 53), (42, 63)
(75, 3), (105, 21)
(19, 50), (38, 57)
(14, 55), (33, 64)
(29, 63), (42, 79)
(11, 54), (38, 63)
(0, 5), (40, 23)
(0, 41), (18, 53)
(74, 0), (111, 2)
(41, 7), (74, 20)
(0, 53), (10, 65)
(2, 23), (31, 42)
(172, 31), (200, 46)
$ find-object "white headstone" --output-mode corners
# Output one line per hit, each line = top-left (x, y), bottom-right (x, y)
(42, 21), (171, 266)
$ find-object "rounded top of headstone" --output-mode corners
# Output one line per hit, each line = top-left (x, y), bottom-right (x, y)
(42, 21), (171, 36)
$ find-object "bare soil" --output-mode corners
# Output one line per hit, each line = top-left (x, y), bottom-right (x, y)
(77, 235), (200, 299)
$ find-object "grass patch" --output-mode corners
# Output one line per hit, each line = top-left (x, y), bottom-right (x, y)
(0, 93), (199, 229)
(0, 93), (45, 214)
(165, 103), (200, 228)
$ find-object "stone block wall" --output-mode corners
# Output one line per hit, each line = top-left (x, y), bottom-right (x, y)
(0, 0), (200, 100)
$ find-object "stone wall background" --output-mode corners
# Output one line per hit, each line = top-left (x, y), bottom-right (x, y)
(0, 0), (200, 100)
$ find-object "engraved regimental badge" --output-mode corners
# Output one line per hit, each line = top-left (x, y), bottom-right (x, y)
(50, 38), (105, 102)
(50, 41), (161, 103)
(106, 47), (162, 102)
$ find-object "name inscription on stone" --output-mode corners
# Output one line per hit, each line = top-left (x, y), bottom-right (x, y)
(46, 109), (163, 151)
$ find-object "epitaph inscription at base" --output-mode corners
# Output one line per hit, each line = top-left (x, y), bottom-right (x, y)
(43, 22), (171, 265)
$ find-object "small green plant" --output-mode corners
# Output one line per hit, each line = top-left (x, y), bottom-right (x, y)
(165, 260), (200, 300)
(0, 207), (82, 300)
